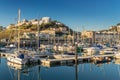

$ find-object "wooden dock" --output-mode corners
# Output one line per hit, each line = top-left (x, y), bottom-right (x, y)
(41, 54), (114, 65)
(0, 52), (115, 66)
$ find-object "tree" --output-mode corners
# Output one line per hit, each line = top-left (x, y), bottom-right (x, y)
(0, 26), (4, 32)
(117, 23), (120, 26)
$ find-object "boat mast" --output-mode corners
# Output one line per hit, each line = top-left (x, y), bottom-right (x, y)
(18, 9), (20, 51)
(37, 19), (40, 53)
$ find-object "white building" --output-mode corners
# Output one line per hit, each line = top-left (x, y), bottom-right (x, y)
(95, 31), (120, 44)
(117, 25), (120, 32)
(6, 17), (51, 29)
(41, 17), (51, 23)
(30, 17), (51, 25)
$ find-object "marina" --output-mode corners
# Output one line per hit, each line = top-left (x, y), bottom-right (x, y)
(1, 0), (120, 80)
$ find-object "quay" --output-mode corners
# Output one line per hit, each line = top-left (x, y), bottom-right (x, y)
(0, 52), (114, 65)
(41, 54), (114, 65)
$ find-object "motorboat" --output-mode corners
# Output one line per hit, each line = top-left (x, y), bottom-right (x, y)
(99, 47), (116, 55)
(7, 50), (33, 65)
(82, 47), (101, 56)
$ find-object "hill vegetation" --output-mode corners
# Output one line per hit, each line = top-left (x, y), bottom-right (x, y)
(99, 23), (120, 32)
(0, 20), (73, 41)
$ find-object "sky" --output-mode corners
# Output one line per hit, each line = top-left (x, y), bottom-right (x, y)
(0, 0), (120, 31)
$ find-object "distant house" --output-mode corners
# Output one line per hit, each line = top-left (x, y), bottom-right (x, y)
(30, 17), (51, 25)
(35, 30), (55, 39)
(6, 17), (51, 29)
(117, 25), (120, 32)
(41, 17), (51, 23)
(81, 31), (95, 38)
(21, 32), (36, 39)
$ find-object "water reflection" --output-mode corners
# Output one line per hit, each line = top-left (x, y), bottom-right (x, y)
(7, 61), (40, 80)
(113, 59), (120, 78)
(75, 62), (78, 80)
(114, 59), (120, 65)
(7, 62), (23, 70)
(1, 58), (120, 80)
(0, 57), (1, 63)
(93, 60), (111, 67)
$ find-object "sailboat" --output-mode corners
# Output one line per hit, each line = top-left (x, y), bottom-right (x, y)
(7, 9), (32, 65)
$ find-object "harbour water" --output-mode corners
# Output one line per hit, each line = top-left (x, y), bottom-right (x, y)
(0, 58), (120, 80)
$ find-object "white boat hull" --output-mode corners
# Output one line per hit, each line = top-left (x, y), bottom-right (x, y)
(7, 57), (27, 65)
(7, 61), (23, 70)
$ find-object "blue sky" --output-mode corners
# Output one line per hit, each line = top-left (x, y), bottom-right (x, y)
(0, 0), (120, 31)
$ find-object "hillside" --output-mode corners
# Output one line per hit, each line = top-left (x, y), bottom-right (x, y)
(99, 23), (120, 32)
(0, 20), (73, 41)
